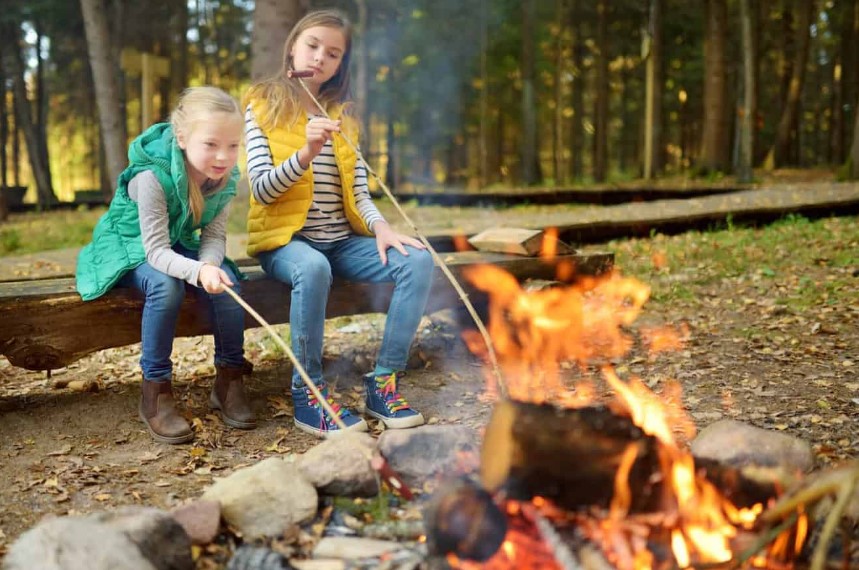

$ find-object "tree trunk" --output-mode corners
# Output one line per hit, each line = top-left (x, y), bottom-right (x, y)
(520, 0), (539, 186)
(769, 0), (815, 168)
(570, 0), (584, 180)
(643, 0), (663, 179)
(593, 0), (609, 182)
(251, 0), (309, 81)
(2, 21), (55, 205)
(831, 0), (857, 164)
(80, 0), (127, 195)
(699, 0), (730, 173)
(553, 0), (566, 185)
(479, 0), (490, 188)
(738, 0), (757, 183)
(0, 44), (6, 222)
(850, 86), (859, 178)
(170, 0), (190, 105)
(34, 19), (53, 200)
(354, 0), (369, 151)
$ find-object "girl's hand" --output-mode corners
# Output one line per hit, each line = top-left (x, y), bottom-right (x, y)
(373, 221), (426, 265)
(298, 118), (341, 167)
(199, 264), (234, 294)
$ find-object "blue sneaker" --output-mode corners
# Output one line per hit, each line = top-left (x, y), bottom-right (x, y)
(291, 381), (368, 437)
(363, 372), (425, 429)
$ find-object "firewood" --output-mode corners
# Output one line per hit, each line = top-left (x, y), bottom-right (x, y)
(467, 227), (574, 257)
(423, 477), (507, 562)
(479, 399), (664, 513)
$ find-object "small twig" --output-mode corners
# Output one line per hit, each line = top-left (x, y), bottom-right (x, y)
(296, 79), (507, 397)
(810, 468), (858, 570)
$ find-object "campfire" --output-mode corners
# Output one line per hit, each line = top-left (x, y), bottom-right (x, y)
(425, 260), (814, 570)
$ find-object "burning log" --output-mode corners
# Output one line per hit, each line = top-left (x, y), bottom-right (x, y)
(423, 477), (508, 563)
(480, 399), (664, 513)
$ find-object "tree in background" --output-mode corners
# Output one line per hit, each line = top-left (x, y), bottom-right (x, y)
(80, 0), (126, 195)
(251, 0), (308, 81)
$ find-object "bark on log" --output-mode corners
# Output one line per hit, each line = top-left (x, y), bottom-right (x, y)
(479, 399), (781, 514)
(480, 399), (664, 513)
(0, 250), (614, 372)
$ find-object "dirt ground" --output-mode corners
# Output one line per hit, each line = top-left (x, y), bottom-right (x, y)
(0, 197), (857, 562)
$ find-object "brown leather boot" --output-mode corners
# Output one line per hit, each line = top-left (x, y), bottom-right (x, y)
(139, 379), (194, 444)
(210, 364), (257, 429)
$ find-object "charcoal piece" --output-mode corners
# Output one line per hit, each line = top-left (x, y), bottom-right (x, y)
(226, 546), (294, 570)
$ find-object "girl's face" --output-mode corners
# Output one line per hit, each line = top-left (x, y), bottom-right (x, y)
(290, 25), (347, 87)
(178, 112), (243, 186)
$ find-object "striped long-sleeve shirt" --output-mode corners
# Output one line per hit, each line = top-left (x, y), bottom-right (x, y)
(244, 106), (384, 243)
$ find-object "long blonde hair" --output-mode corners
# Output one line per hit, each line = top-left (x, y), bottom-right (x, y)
(243, 9), (354, 131)
(170, 86), (241, 225)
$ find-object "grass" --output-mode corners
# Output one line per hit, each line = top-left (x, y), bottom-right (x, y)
(0, 208), (107, 256)
(609, 214), (859, 311)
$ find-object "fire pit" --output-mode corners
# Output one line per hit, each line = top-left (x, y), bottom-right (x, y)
(422, 264), (827, 570)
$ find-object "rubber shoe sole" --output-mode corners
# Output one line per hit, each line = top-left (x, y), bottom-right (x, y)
(139, 410), (194, 444)
(209, 394), (257, 430)
(365, 408), (425, 429)
(293, 416), (369, 438)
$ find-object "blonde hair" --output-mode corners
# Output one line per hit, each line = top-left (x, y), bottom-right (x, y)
(170, 86), (241, 224)
(243, 9), (354, 131)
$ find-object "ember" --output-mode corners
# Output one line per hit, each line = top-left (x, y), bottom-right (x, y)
(431, 261), (810, 570)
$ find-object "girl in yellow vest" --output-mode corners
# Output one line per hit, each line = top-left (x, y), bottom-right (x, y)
(243, 10), (432, 436)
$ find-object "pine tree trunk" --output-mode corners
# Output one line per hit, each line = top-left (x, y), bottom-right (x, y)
(700, 0), (730, 173)
(769, 0), (815, 168)
(80, 0), (127, 195)
(738, 0), (757, 183)
(592, 0), (609, 182)
(643, 0), (663, 179)
(570, 0), (583, 180)
(250, 0), (309, 81)
(520, 0), (539, 185)
(354, 0), (369, 150)
(553, 0), (566, 185)
(2, 21), (55, 205)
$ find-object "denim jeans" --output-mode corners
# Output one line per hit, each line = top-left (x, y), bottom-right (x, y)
(119, 244), (245, 381)
(258, 235), (434, 387)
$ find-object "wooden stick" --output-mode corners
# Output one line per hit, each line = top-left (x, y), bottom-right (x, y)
(295, 79), (507, 397)
(222, 285), (416, 499)
(221, 285), (348, 431)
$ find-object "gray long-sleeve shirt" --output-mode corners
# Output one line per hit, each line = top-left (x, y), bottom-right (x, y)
(127, 170), (229, 287)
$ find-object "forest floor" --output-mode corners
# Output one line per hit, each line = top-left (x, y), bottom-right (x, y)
(0, 173), (857, 566)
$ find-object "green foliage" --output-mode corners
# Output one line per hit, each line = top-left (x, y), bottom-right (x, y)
(0, 209), (105, 256)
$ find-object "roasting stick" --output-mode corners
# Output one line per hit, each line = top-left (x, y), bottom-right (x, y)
(292, 75), (507, 396)
(221, 285), (415, 500)
(222, 286), (346, 430)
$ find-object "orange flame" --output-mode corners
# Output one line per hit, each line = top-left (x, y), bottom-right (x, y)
(453, 265), (806, 570)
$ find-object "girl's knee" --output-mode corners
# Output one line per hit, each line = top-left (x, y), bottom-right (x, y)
(407, 248), (434, 280)
(146, 274), (185, 308)
(297, 256), (333, 288)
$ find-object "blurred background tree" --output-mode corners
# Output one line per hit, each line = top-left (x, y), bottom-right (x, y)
(1, 0), (858, 207)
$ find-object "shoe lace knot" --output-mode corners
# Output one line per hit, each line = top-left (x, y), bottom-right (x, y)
(307, 386), (344, 422)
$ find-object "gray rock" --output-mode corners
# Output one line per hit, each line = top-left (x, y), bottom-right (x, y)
(202, 457), (318, 539)
(3, 507), (192, 570)
(297, 433), (378, 496)
(171, 500), (221, 545)
(691, 419), (815, 473)
(378, 425), (479, 488)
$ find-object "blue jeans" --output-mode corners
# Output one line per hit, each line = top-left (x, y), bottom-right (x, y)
(119, 244), (245, 381)
(258, 235), (434, 387)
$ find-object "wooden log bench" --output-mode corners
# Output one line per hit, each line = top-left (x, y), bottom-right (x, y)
(0, 250), (614, 372)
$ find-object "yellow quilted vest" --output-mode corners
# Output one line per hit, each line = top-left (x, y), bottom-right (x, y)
(245, 99), (372, 257)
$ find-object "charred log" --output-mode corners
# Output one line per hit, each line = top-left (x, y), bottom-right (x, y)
(480, 399), (664, 513)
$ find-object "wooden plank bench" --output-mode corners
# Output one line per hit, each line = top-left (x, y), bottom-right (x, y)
(0, 250), (614, 372)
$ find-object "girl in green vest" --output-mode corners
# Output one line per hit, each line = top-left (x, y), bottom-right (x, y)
(76, 86), (256, 444)
(243, 10), (432, 437)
